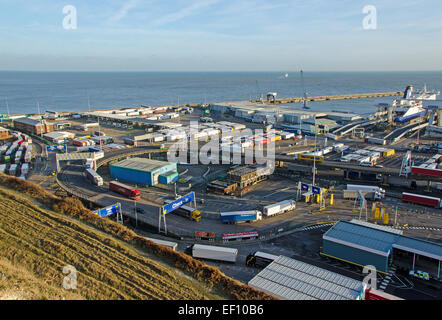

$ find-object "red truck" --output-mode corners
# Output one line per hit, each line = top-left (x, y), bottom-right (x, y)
(402, 192), (441, 208)
(109, 181), (141, 201)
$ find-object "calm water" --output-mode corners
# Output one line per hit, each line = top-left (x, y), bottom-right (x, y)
(0, 71), (441, 115)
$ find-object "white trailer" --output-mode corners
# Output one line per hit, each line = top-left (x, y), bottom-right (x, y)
(263, 200), (296, 217)
(187, 244), (238, 263)
(144, 237), (178, 251)
(343, 190), (382, 201)
(346, 184), (385, 199)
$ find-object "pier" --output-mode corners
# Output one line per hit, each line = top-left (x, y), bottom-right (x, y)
(254, 91), (404, 104)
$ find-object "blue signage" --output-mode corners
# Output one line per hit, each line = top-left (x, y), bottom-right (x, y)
(46, 145), (66, 152)
(301, 183), (309, 191)
(312, 186), (321, 195)
(163, 192), (195, 215)
(93, 203), (121, 218)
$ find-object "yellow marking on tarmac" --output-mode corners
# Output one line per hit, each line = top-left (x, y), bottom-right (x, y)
(320, 252), (390, 275)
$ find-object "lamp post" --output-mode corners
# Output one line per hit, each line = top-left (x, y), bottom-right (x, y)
(134, 184), (138, 228)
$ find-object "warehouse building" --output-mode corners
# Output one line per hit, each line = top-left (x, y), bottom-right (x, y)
(13, 117), (54, 135)
(0, 127), (11, 140)
(322, 220), (442, 278)
(110, 157), (178, 186)
(248, 255), (366, 300)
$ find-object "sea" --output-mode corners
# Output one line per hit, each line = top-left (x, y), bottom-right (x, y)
(0, 71), (441, 116)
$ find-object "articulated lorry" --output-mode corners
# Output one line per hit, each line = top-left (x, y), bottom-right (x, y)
(220, 211), (262, 224)
(109, 181), (141, 200)
(185, 244), (238, 263)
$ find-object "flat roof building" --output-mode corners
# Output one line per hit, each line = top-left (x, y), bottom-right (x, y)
(248, 255), (366, 300)
(13, 117), (54, 135)
(322, 220), (442, 278)
(110, 157), (177, 186)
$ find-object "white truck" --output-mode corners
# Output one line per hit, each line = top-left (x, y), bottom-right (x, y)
(185, 244), (238, 263)
(345, 184), (385, 200)
(263, 200), (296, 217)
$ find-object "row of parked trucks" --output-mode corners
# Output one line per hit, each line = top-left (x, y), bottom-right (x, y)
(219, 200), (296, 224)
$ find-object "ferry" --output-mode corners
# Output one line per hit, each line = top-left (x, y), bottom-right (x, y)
(409, 84), (440, 101)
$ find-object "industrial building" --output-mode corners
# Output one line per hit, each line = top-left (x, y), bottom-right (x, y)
(248, 255), (366, 300)
(13, 117), (54, 135)
(322, 220), (442, 279)
(0, 127), (11, 140)
(110, 157), (178, 186)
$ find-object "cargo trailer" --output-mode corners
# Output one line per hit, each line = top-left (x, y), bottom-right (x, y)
(347, 185), (385, 197)
(246, 251), (279, 268)
(144, 237), (178, 251)
(85, 169), (103, 186)
(343, 190), (382, 201)
(402, 192), (441, 208)
(9, 164), (17, 176)
(220, 211), (262, 224)
(109, 181), (141, 200)
(186, 244), (238, 263)
(263, 200), (296, 217)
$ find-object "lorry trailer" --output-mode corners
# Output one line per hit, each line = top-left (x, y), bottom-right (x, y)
(220, 211), (262, 224)
(402, 192), (442, 208)
(246, 251), (279, 268)
(85, 169), (104, 187)
(144, 237), (178, 251)
(263, 200), (296, 217)
(109, 181), (141, 200)
(346, 184), (385, 199)
(186, 244), (238, 263)
(343, 190), (383, 201)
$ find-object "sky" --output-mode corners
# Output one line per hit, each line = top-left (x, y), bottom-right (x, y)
(0, 0), (441, 71)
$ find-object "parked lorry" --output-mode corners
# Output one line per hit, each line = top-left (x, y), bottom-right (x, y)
(346, 184), (385, 199)
(402, 192), (442, 208)
(263, 200), (296, 217)
(185, 244), (238, 263)
(109, 181), (141, 200)
(220, 211), (262, 224)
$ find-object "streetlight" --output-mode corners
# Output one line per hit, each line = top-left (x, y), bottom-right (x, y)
(134, 184), (138, 228)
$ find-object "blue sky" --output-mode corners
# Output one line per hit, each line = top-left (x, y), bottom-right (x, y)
(0, 0), (441, 71)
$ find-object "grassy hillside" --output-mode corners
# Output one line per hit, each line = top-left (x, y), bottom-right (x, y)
(0, 175), (274, 300)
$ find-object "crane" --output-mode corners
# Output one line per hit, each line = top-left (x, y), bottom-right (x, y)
(300, 70), (310, 109)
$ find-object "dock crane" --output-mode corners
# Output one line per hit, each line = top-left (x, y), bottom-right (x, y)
(300, 70), (310, 110)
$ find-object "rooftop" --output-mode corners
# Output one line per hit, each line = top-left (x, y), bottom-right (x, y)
(323, 220), (400, 256)
(111, 157), (175, 172)
(248, 255), (365, 300)
(325, 220), (442, 262)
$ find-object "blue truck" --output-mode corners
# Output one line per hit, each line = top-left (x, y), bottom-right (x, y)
(220, 211), (263, 224)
